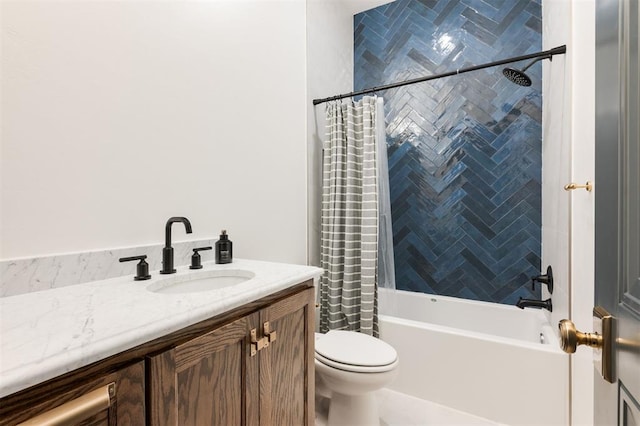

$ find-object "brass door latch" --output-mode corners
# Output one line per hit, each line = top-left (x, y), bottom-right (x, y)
(250, 322), (278, 356)
(564, 181), (593, 192)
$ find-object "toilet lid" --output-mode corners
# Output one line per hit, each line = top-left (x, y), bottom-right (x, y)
(315, 330), (397, 367)
(315, 351), (398, 373)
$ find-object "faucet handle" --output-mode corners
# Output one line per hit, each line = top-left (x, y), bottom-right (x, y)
(530, 265), (554, 293)
(190, 246), (213, 270)
(119, 255), (152, 281)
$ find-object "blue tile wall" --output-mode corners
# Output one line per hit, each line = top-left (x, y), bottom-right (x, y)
(354, 0), (542, 303)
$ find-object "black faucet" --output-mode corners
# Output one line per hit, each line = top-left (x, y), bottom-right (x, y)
(516, 297), (552, 312)
(160, 217), (193, 274)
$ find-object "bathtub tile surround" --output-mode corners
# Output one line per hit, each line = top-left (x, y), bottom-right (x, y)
(354, 0), (543, 304)
(0, 239), (215, 297)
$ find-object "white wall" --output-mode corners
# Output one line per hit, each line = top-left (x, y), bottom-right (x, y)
(306, 0), (355, 266)
(542, 0), (596, 424)
(1, 0), (307, 264)
(306, 0), (394, 266)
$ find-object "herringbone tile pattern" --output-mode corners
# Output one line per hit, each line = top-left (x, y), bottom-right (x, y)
(355, 0), (543, 303)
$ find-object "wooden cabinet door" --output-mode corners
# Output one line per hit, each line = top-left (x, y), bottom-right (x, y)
(147, 285), (315, 426)
(1, 361), (145, 426)
(147, 312), (260, 426)
(258, 287), (315, 426)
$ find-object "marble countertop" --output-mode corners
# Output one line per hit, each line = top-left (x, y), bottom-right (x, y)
(0, 258), (323, 398)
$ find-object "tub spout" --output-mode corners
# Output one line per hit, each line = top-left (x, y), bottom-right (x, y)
(516, 297), (552, 312)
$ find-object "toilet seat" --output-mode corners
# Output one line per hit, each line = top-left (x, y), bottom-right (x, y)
(315, 330), (398, 373)
(315, 351), (399, 373)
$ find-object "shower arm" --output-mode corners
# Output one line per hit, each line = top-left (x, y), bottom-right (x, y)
(312, 45), (566, 106)
(519, 54), (552, 73)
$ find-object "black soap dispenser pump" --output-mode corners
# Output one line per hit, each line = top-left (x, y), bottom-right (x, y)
(215, 230), (233, 264)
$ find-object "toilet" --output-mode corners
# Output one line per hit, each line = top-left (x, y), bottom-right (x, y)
(314, 330), (399, 426)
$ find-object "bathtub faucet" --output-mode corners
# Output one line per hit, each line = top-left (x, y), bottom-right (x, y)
(516, 297), (552, 312)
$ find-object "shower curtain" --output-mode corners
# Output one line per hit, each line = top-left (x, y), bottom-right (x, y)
(375, 97), (397, 317)
(319, 96), (395, 336)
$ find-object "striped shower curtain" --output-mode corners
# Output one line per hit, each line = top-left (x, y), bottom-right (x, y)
(319, 96), (379, 337)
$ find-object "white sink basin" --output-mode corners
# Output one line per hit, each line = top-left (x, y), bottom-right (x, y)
(147, 269), (255, 294)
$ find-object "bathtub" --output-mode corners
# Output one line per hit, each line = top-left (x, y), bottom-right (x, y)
(378, 289), (569, 426)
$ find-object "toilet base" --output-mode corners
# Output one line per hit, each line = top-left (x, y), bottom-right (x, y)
(327, 392), (380, 426)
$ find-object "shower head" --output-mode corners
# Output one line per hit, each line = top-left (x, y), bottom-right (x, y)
(502, 53), (552, 87)
(502, 68), (532, 86)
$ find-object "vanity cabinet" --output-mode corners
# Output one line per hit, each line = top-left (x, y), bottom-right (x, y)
(0, 281), (314, 426)
(0, 361), (145, 425)
(148, 287), (315, 426)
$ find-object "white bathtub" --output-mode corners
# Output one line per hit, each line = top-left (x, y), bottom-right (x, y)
(378, 289), (569, 426)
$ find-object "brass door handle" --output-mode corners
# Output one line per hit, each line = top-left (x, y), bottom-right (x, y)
(18, 382), (114, 425)
(249, 323), (277, 356)
(263, 321), (277, 345)
(558, 319), (602, 353)
(558, 306), (615, 383)
(250, 328), (267, 356)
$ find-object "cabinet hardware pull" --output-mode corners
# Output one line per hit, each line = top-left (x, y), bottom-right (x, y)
(18, 382), (115, 425)
(250, 328), (267, 356)
(564, 181), (593, 192)
(263, 322), (277, 346)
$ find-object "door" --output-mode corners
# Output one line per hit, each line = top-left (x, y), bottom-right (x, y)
(594, 0), (640, 423)
(147, 312), (260, 426)
(258, 287), (315, 426)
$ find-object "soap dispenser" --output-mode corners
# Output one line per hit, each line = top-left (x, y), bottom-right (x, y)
(215, 230), (233, 264)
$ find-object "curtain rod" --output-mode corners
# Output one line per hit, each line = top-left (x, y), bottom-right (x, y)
(312, 45), (567, 106)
